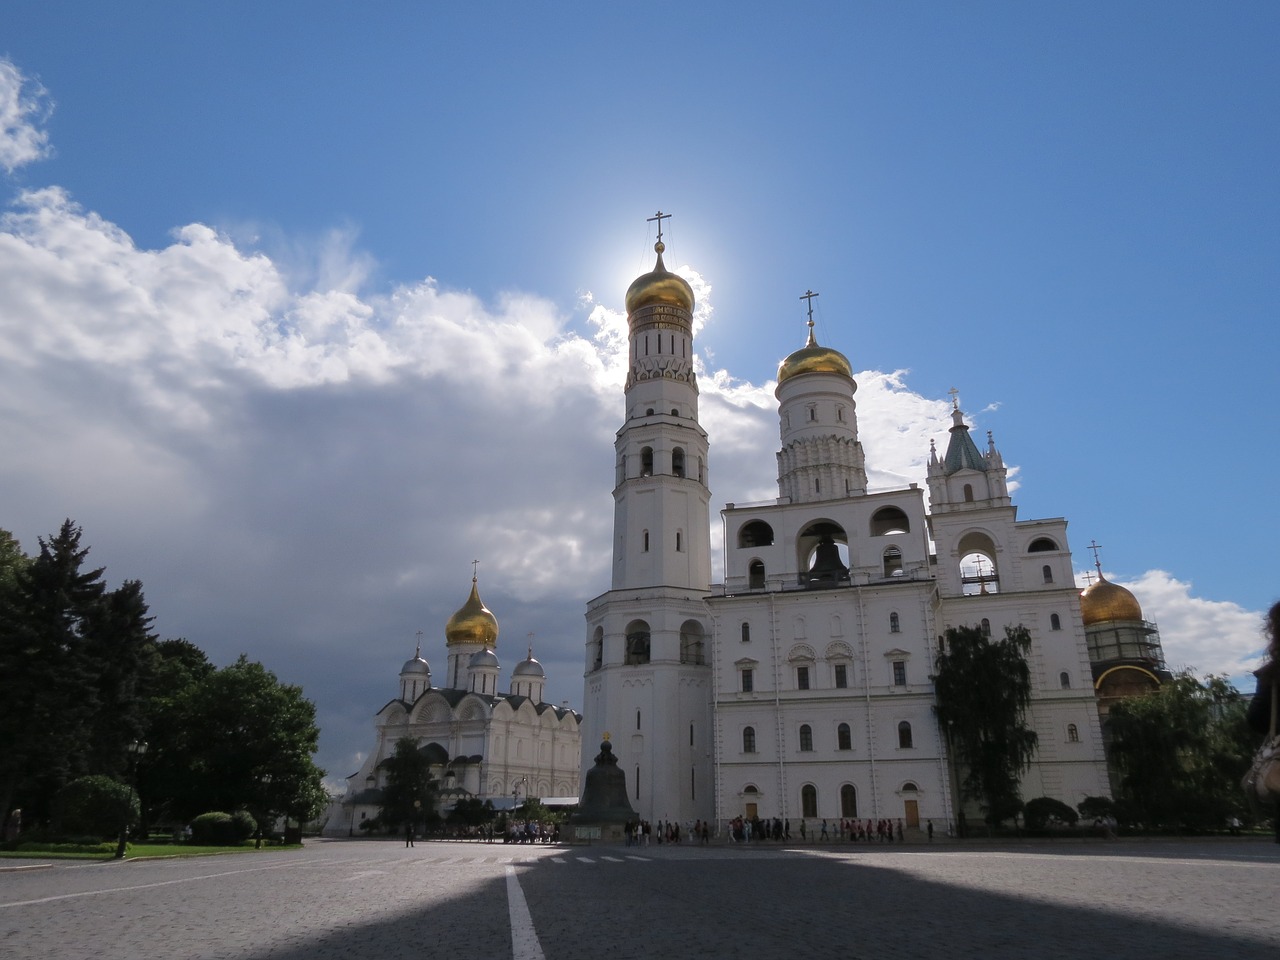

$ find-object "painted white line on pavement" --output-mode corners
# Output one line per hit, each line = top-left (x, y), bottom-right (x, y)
(625, 856), (650, 861)
(601, 856), (624, 862)
(505, 865), (545, 960)
(576, 857), (595, 863)
(0, 857), (335, 910)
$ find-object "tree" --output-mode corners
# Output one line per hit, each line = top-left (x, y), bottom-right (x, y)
(0, 521), (110, 827)
(933, 624), (1039, 828)
(378, 737), (438, 833)
(1106, 671), (1251, 830)
(156, 656), (328, 825)
(52, 775), (138, 840)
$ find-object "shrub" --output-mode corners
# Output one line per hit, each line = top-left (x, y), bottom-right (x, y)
(190, 810), (256, 846)
(1024, 796), (1080, 831)
(53, 776), (138, 840)
(1077, 796), (1116, 821)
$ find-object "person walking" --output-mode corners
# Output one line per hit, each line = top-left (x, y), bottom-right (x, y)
(404, 822), (415, 848)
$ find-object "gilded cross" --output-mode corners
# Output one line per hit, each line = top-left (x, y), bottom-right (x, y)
(647, 210), (671, 242)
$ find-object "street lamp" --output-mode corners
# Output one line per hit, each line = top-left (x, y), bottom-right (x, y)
(256, 773), (273, 848)
(114, 740), (148, 859)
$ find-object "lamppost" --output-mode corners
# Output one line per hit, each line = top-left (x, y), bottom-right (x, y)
(255, 773), (273, 848)
(114, 739), (148, 859)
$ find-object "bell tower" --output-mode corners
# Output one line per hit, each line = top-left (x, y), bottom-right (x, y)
(581, 213), (713, 823)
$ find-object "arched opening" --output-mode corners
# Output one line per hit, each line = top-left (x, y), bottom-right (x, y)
(798, 520), (850, 589)
(889, 612), (901, 634)
(837, 722), (852, 751)
(883, 546), (903, 578)
(870, 506), (910, 536)
(738, 520), (775, 548)
(742, 726), (756, 753)
(1042, 564), (1053, 584)
(840, 784), (858, 817)
(801, 784), (818, 818)
(980, 618), (991, 637)
(740, 621), (751, 643)
(799, 724), (813, 751)
(672, 447), (685, 478)
(748, 560), (766, 590)
(624, 619), (651, 665)
(1067, 723), (1080, 743)
(680, 620), (706, 665)
(963, 483), (974, 502)
(897, 721), (913, 749)
(1050, 613), (1062, 631)
(957, 531), (999, 595)
(1028, 537), (1059, 552)
(640, 447), (653, 477)
(591, 626), (603, 671)
(1060, 671), (1071, 689)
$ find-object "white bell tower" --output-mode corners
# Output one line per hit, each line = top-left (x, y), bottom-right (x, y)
(581, 213), (714, 824)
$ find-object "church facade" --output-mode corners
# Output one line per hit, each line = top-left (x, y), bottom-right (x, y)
(328, 577), (581, 835)
(582, 227), (1111, 829)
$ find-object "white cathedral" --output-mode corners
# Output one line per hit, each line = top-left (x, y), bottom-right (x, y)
(580, 227), (1112, 831)
(329, 577), (582, 835)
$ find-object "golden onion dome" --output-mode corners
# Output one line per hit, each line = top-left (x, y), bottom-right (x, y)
(777, 327), (852, 384)
(445, 578), (499, 647)
(1080, 575), (1144, 626)
(625, 241), (695, 315)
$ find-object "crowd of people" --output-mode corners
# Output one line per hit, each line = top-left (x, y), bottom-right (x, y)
(623, 819), (713, 845)
(726, 816), (919, 843)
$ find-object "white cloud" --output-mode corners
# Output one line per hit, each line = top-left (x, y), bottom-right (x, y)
(0, 59), (52, 173)
(1120, 570), (1267, 687)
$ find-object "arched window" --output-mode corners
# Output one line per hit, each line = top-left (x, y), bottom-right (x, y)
(837, 722), (852, 751)
(642, 530), (649, 552)
(1042, 564), (1053, 584)
(671, 407), (679, 417)
(1028, 537), (1058, 552)
(676, 530), (683, 552)
(680, 620), (705, 665)
(591, 626), (603, 671)
(1050, 613), (1061, 631)
(749, 560), (766, 589)
(672, 447), (685, 478)
(1060, 671), (1071, 689)
(897, 721), (913, 749)
(801, 784), (818, 818)
(883, 547), (903, 578)
(840, 784), (857, 817)
(889, 612), (901, 634)
(738, 520), (775, 547)
(1067, 723), (1080, 743)
(624, 620), (651, 665)
(741, 622), (751, 643)
(743, 727), (756, 753)
(870, 507), (910, 536)
(799, 724), (813, 752)
(963, 483), (974, 502)
(640, 447), (653, 476)
(981, 618), (991, 637)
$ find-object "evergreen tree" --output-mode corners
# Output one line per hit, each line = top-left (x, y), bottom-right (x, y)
(0, 521), (109, 826)
(378, 737), (438, 832)
(933, 623), (1039, 827)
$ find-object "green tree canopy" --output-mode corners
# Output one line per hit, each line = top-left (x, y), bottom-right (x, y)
(933, 623), (1039, 827)
(378, 737), (438, 831)
(0, 521), (154, 827)
(1106, 671), (1251, 829)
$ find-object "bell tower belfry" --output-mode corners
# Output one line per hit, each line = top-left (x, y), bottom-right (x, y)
(581, 213), (713, 824)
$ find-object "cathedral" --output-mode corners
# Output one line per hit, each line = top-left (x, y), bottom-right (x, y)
(581, 223), (1116, 830)
(328, 576), (582, 835)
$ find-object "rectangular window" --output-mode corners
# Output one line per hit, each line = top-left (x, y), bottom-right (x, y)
(834, 664), (848, 689)
(741, 669), (754, 692)
(892, 661), (907, 686)
(797, 666), (810, 690)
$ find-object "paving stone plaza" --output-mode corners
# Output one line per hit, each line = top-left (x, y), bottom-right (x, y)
(2, 838), (1276, 960)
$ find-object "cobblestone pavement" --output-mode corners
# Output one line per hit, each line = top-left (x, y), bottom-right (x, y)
(1, 838), (1276, 960)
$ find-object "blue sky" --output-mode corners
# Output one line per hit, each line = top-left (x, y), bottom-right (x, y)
(1, 2), (1276, 786)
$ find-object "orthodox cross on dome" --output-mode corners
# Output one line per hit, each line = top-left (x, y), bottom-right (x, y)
(471, 559), (480, 582)
(645, 211), (675, 256)
(526, 632), (535, 658)
(1082, 570), (1096, 587)
(947, 386), (960, 411)
(414, 629), (424, 657)
(1087, 540), (1104, 575)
